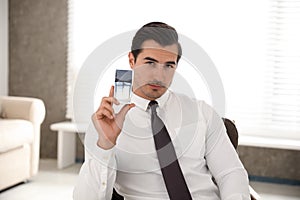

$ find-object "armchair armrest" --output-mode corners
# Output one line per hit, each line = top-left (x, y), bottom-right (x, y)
(0, 96), (46, 124)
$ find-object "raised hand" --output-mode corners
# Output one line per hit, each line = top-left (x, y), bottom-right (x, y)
(92, 86), (135, 149)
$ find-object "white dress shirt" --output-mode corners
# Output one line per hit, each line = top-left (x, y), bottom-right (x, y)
(73, 90), (250, 200)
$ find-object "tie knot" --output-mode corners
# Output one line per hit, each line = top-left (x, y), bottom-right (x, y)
(149, 100), (158, 112)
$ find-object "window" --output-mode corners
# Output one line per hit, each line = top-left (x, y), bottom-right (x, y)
(67, 0), (300, 140)
(262, 0), (300, 139)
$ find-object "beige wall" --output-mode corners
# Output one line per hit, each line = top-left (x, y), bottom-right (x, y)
(8, 0), (299, 182)
(238, 146), (300, 181)
(9, 0), (83, 160)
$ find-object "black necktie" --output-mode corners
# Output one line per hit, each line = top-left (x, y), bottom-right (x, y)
(149, 101), (192, 200)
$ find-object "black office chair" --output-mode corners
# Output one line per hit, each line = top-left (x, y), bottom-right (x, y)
(111, 118), (259, 200)
(111, 188), (124, 200)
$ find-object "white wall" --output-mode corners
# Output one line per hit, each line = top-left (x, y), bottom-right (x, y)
(0, 0), (8, 96)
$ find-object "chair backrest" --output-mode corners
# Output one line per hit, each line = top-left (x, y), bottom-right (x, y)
(222, 118), (238, 149)
(112, 188), (124, 200)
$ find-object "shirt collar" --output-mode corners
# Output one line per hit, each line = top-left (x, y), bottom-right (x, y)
(130, 90), (170, 111)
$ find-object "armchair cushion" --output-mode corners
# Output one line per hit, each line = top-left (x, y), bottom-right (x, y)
(0, 119), (33, 153)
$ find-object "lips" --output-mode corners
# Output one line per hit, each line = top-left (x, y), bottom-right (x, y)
(148, 84), (162, 89)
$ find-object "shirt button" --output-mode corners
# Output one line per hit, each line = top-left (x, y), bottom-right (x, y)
(103, 155), (108, 160)
(102, 182), (106, 186)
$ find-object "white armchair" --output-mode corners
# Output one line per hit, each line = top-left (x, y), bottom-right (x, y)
(0, 96), (46, 190)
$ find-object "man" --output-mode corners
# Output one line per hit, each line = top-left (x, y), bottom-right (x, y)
(73, 22), (250, 200)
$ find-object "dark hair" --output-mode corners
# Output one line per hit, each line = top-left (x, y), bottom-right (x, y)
(131, 22), (182, 63)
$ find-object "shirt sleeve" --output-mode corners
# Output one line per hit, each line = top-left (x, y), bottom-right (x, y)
(73, 124), (117, 200)
(202, 102), (251, 200)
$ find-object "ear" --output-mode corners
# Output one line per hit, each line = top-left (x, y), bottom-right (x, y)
(128, 52), (135, 69)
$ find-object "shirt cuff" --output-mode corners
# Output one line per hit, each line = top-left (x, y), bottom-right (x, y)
(84, 123), (116, 167)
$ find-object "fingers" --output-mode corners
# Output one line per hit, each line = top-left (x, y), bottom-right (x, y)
(117, 103), (135, 121)
(102, 97), (120, 106)
(98, 108), (113, 120)
(95, 85), (133, 121)
(109, 85), (114, 97)
(95, 96), (120, 120)
(102, 101), (115, 116)
(96, 86), (118, 111)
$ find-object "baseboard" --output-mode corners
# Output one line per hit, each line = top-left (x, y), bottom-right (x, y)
(75, 158), (84, 164)
(249, 175), (300, 186)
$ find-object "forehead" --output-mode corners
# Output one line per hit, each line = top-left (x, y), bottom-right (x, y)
(138, 40), (178, 61)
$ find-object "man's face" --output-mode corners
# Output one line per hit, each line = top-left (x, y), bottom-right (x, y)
(129, 40), (179, 100)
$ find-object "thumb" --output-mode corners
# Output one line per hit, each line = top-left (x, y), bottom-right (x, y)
(117, 103), (135, 121)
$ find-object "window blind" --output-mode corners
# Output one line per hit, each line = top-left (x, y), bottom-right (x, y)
(262, 0), (300, 139)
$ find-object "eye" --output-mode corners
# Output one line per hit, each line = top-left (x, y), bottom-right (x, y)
(145, 61), (155, 65)
(165, 64), (175, 69)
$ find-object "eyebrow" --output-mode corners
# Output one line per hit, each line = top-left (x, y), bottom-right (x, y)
(144, 57), (177, 65)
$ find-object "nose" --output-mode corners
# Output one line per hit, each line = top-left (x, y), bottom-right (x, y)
(152, 63), (165, 78)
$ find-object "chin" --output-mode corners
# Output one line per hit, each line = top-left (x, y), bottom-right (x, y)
(146, 91), (165, 100)
(136, 85), (167, 100)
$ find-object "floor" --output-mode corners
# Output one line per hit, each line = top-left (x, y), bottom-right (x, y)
(0, 159), (80, 200)
(1, 159), (300, 200)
